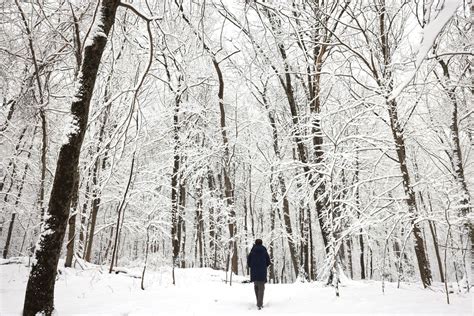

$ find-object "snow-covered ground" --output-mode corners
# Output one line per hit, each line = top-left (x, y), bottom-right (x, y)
(0, 259), (471, 315)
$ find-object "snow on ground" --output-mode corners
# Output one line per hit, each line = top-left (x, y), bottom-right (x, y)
(0, 259), (471, 315)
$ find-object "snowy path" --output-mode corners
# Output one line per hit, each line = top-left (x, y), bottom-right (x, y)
(0, 261), (471, 315)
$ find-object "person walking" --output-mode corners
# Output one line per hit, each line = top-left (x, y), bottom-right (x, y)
(247, 239), (271, 310)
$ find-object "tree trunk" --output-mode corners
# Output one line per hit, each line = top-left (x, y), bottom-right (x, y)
(428, 220), (445, 282)
(387, 99), (432, 287)
(2, 213), (17, 259)
(195, 177), (204, 267)
(268, 169), (278, 283)
(212, 59), (238, 275)
(23, 2), (119, 313)
(377, 1), (432, 287)
(354, 149), (366, 280)
(437, 59), (472, 246)
(78, 168), (92, 258)
(207, 168), (217, 269)
(109, 153), (136, 273)
(84, 159), (100, 262)
(359, 233), (366, 279)
(171, 86), (182, 270)
(38, 109), (47, 222)
(103, 226), (114, 264)
(178, 177), (187, 268)
(346, 238), (354, 279)
(65, 171), (80, 267)
(141, 225), (150, 290)
(85, 100), (111, 262)
(369, 247), (373, 279)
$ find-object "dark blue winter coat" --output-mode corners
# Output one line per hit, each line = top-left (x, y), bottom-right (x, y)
(247, 244), (271, 282)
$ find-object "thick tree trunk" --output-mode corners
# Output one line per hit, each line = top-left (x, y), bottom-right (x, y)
(23, 2), (119, 314)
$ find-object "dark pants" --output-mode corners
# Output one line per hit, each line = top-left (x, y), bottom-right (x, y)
(254, 281), (265, 307)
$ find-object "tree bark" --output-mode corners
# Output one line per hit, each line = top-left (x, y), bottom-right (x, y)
(195, 177), (204, 267)
(212, 59), (238, 275)
(428, 220), (444, 283)
(377, 1), (432, 287)
(207, 168), (217, 269)
(268, 169), (278, 283)
(65, 170), (80, 267)
(386, 98), (432, 287)
(23, 2), (119, 314)
(78, 168), (92, 258)
(177, 177), (187, 268)
(109, 153), (136, 273)
(171, 82), (182, 270)
(437, 59), (472, 243)
(84, 158), (101, 262)
(2, 213), (17, 259)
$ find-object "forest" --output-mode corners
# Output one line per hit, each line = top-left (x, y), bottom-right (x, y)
(0, 0), (472, 315)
